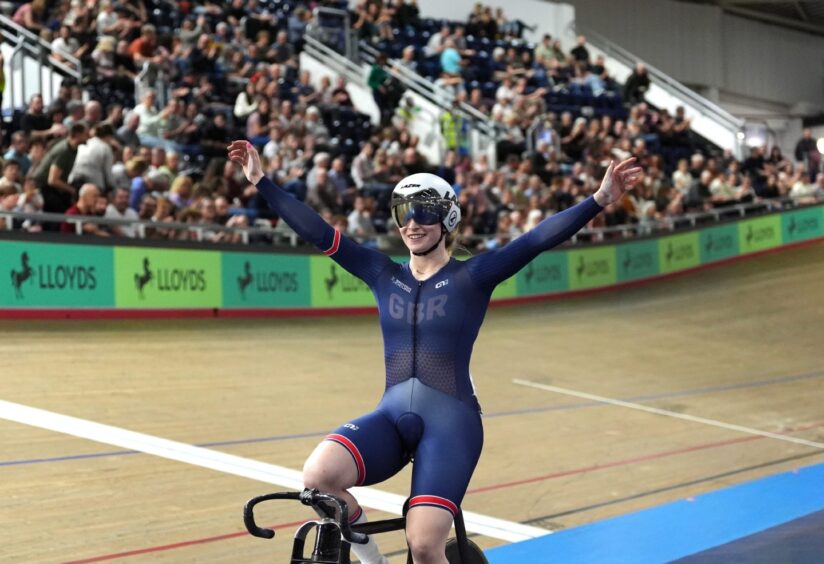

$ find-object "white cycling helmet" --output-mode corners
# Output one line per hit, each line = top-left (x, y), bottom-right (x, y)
(390, 173), (461, 233)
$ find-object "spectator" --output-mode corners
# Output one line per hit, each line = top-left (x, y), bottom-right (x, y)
(51, 25), (87, 66)
(351, 142), (376, 189)
(125, 157), (150, 210)
(794, 128), (820, 180)
(368, 53), (394, 125)
(85, 100), (104, 128)
(133, 90), (172, 147)
(21, 94), (65, 141)
(116, 111), (141, 148)
(168, 175), (194, 210)
(424, 24), (450, 57)
(69, 123), (117, 192)
(4, 132), (32, 177)
(104, 187), (139, 237)
(672, 158), (693, 195)
(306, 166), (340, 213)
(789, 169), (823, 203)
(624, 63), (650, 106)
(61, 183), (109, 236)
(570, 35), (590, 64)
(13, 0), (47, 32)
(128, 23), (162, 67)
(272, 30), (295, 65)
(31, 122), (88, 224)
(440, 39), (463, 77)
(398, 45), (418, 73)
(347, 195), (377, 241)
(0, 160), (22, 193)
(304, 107), (330, 145)
(440, 101), (468, 155)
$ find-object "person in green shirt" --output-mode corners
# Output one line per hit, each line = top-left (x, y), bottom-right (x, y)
(368, 53), (395, 125)
(31, 122), (88, 226)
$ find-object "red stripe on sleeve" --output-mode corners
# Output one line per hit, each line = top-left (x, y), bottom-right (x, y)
(323, 229), (341, 256)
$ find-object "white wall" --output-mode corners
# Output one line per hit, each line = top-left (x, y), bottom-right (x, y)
(2, 43), (64, 113)
(415, 0), (576, 47)
(410, 0), (741, 151)
(399, 0), (824, 112)
(564, 0), (824, 110)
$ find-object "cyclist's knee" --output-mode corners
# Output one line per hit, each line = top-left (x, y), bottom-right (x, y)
(302, 459), (339, 491)
(406, 531), (446, 564)
(302, 442), (359, 491)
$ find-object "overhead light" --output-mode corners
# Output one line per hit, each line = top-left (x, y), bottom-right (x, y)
(817, 137), (824, 155)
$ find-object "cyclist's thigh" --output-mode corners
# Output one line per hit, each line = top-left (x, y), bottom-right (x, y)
(326, 409), (408, 487)
(409, 403), (483, 513)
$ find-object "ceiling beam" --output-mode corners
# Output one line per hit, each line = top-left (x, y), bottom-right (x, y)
(720, 0), (801, 5)
(724, 5), (824, 36)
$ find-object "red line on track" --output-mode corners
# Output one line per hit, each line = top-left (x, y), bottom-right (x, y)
(63, 519), (306, 563)
(67, 421), (824, 562)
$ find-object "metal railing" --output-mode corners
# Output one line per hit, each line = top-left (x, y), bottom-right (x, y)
(0, 14), (83, 112)
(357, 40), (501, 142)
(303, 34), (367, 86)
(572, 22), (745, 153)
(2, 196), (815, 249)
(309, 6), (356, 60)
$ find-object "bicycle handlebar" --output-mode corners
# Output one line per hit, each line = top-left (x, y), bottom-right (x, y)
(243, 489), (368, 544)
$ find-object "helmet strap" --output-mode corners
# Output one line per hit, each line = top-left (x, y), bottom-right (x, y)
(411, 226), (446, 256)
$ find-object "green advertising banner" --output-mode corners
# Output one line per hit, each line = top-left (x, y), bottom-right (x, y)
(222, 253), (311, 308)
(568, 247), (616, 290)
(700, 224), (739, 264)
(491, 275), (518, 299)
(0, 240), (113, 307)
(115, 247), (222, 308)
(517, 251), (568, 295)
(310, 256), (375, 307)
(782, 207), (824, 244)
(616, 240), (659, 282)
(739, 215), (782, 254)
(659, 232), (700, 274)
(1, 204), (821, 314)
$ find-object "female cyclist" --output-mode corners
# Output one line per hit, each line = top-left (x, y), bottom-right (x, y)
(228, 140), (642, 564)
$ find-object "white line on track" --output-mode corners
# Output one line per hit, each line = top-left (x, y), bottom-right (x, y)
(0, 399), (547, 542)
(512, 379), (824, 450)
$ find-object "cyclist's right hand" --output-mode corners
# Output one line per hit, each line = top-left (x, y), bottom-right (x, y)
(227, 140), (264, 185)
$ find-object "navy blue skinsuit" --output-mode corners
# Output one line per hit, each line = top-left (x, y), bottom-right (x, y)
(256, 176), (603, 515)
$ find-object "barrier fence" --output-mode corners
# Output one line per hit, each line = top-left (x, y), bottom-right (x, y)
(1, 204), (822, 315)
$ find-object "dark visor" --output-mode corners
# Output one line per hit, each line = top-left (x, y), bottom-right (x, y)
(391, 201), (448, 228)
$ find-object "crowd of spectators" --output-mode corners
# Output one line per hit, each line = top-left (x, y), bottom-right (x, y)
(0, 0), (821, 249)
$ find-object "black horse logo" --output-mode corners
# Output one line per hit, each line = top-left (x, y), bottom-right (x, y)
(746, 225), (754, 245)
(576, 256), (586, 282)
(134, 257), (152, 299)
(325, 264), (339, 299)
(704, 234), (714, 253)
(238, 261), (253, 299)
(11, 252), (33, 299)
(666, 243), (674, 265)
(622, 251), (632, 271)
(788, 217), (797, 235)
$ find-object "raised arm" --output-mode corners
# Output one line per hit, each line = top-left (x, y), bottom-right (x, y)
(227, 141), (392, 286)
(467, 158), (643, 292)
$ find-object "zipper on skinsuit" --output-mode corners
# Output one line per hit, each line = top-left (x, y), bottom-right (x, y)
(411, 281), (422, 381)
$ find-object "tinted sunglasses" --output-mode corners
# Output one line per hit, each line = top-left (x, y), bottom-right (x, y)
(391, 201), (448, 228)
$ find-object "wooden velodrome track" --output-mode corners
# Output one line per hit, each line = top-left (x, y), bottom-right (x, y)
(2, 241), (824, 563)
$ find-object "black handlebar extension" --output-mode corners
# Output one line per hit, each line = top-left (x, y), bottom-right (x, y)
(243, 489), (368, 544)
